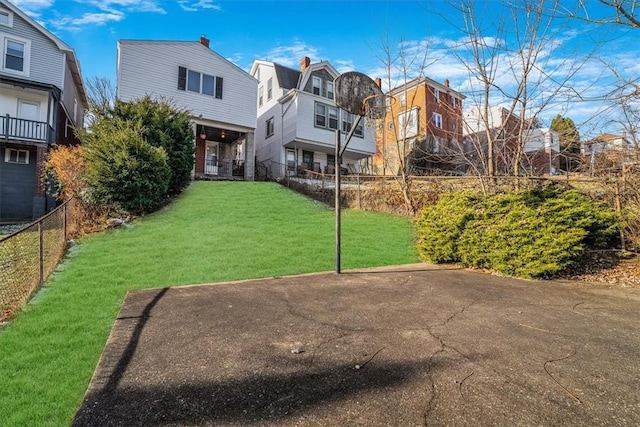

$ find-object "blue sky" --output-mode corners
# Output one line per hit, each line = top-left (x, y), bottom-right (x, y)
(11, 0), (639, 137)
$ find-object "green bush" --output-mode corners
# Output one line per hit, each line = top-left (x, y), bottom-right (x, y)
(416, 191), (480, 263)
(82, 119), (171, 214)
(417, 186), (620, 279)
(114, 97), (194, 194)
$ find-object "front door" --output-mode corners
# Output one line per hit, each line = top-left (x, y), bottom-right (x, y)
(205, 141), (219, 175)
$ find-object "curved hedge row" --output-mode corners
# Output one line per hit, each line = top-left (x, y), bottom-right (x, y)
(416, 186), (620, 278)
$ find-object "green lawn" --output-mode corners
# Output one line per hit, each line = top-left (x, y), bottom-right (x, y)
(0, 181), (418, 426)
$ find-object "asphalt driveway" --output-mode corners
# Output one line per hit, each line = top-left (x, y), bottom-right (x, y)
(73, 264), (640, 426)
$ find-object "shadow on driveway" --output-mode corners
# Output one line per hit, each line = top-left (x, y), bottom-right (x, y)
(73, 264), (640, 426)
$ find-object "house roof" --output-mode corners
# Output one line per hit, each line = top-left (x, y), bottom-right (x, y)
(592, 133), (627, 143)
(389, 76), (466, 99)
(274, 63), (301, 90)
(118, 39), (257, 83)
(1, 0), (88, 108)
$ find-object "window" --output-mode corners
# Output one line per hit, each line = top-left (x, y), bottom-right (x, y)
(258, 86), (263, 107)
(328, 106), (338, 130)
(202, 74), (215, 96)
(387, 121), (394, 130)
(5, 148), (29, 164)
(267, 77), (273, 100)
(399, 93), (406, 106)
(451, 97), (457, 108)
(312, 76), (322, 95)
(302, 150), (314, 168)
(0, 9), (12, 27)
(326, 81), (334, 100)
(265, 117), (274, 138)
(398, 108), (419, 139)
(177, 66), (223, 99)
(354, 119), (363, 137)
(327, 154), (335, 167)
(434, 88), (440, 103)
(178, 66), (187, 90)
(342, 114), (352, 133)
(286, 149), (296, 172)
(3, 36), (30, 75)
(215, 76), (223, 99)
(315, 102), (327, 127)
(432, 112), (443, 129)
(187, 69), (200, 92)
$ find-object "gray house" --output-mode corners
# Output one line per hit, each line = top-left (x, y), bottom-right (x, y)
(0, 0), (87, 222)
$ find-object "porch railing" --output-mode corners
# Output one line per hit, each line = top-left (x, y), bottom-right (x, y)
(1, 114), (52, 143)
(204, 160), (245, 178)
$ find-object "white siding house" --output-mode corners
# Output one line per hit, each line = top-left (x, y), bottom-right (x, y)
(117, 36), (257, 180)
(250, 57), (376, 178)
(0, 0), (87, 221)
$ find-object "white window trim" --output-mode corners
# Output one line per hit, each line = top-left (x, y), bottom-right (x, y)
(258, 86), (263, 107)
(267, 77), (273, 100)
(0, 8), (13, 28)
(5, 148), (29, 164)
(1, 33), (31, 77)
(434, 88), (440, 103)
(312, 76), (322, 96)
(432, 112), (443, 129)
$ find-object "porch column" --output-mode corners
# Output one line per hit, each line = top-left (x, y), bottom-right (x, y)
(244, 131), (255, 181)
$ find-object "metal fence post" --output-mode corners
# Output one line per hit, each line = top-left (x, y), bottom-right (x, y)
(39, 221), (44, 286)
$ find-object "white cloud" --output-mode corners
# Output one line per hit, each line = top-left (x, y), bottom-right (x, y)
(333, 59), (355, 74)
(263, 40), (320, 68)
(82, 0), (166, 14)
(10, 0), (54, 18)
(49, 11), (124, 31)
(178, 0), (221, 12)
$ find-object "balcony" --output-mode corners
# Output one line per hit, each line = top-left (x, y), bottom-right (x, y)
(1, 115), (52, 144)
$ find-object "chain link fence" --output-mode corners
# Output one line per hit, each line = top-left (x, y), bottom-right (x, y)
(1, 200), (75, 323)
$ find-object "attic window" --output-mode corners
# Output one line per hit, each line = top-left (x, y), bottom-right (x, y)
(0, 9), (12, 27)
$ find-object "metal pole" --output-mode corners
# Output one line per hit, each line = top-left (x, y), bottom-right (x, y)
(335, 129), (341, 274)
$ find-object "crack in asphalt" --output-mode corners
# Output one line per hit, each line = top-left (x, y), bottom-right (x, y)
(422, 300), (478, 425)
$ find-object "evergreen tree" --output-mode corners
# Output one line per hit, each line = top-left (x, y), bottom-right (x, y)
(551, 114), (581, 171)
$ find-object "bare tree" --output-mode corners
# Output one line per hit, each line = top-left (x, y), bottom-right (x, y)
(570, 0), (640, 28)
(84, 76), (116, 123)
(441, 0), (589, 183)
(373, 35), (437, 214)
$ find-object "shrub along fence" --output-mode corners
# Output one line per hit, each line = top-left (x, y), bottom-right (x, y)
(0, 200), (76, 323)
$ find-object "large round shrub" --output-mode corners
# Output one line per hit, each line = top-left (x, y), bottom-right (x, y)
(417, 186), (620, 278)
(114, 97), (194, 194)
(82, 119), (171, 214)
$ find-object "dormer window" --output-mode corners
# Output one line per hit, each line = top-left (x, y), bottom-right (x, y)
(311, 75), (335, 100)
(326, 81), (334, 100)
(312, 76), (322, 95)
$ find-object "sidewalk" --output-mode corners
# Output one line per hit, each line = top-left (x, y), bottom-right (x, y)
(73, 264), (640, 426)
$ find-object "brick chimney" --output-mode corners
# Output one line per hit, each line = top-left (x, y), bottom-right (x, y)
(299, 56), (311, 71)
(374, 78), (382, 88)
(200, 34), (210, 48)
(444, 79), (450, 87)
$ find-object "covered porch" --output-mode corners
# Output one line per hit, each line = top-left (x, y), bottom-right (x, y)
(193, 123), (254, 181)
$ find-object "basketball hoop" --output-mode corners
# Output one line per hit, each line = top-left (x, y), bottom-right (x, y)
(362, 93), (394, 130)
(332, 71), (386, 274)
